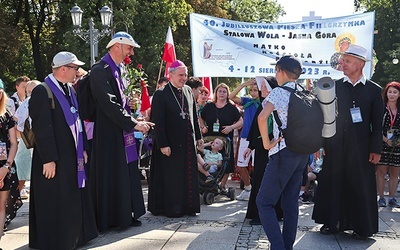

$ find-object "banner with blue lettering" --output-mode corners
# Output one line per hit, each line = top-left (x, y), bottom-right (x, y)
(190, 12), (375, 79)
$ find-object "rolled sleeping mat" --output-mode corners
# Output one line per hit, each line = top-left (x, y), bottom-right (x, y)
(316, 77), (336, 138)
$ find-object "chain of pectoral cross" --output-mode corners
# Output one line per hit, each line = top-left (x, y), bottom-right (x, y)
(169, 84), (187, 119)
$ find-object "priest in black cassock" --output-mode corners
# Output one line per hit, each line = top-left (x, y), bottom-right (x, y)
(312, 45), (383, 240)
(89, 32), (152, 232)
(149, 60), (203, 217)
(29, 52), (98, 249)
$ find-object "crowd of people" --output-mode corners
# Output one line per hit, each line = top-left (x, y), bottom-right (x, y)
(0, 30), (399, 250)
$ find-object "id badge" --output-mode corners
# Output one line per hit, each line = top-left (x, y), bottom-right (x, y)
(0, 142), (7, 161)
(387, 129), (394, 140)
(350, 107), (363, 123)
(213, 122), (220, 132)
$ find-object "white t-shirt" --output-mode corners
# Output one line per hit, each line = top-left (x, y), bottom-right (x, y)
(15, 97), (30, 132)
(7, 92), (22, 115)
(262, 81), (295, 156)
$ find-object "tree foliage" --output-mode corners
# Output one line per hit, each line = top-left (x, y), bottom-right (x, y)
(0, 0), (34, 91)
(356, 0), (400, 85)
(0, 0), (285, 92)
(228, 0), (285, 23)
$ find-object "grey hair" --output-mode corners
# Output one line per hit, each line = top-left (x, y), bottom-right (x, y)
(168, 65), (187, 74)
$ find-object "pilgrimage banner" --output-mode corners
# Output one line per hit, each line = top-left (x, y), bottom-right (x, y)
(190, 12), (375, 79)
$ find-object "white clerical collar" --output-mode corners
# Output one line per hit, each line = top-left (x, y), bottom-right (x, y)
(343, 75), (367, 87)
(49, 74), (70, 95)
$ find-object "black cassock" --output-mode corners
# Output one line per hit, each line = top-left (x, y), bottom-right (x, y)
(29, 83), (97, 249)
(90, 63), (145, 232)
(149, 83), (201, 217)
(312, 78), (383, 236)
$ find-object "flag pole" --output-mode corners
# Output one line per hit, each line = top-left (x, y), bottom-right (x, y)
(157, 60), (164, 83)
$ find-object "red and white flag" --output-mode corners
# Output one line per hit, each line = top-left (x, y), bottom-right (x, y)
(200, 77), (213, 100)
(140, 80), (151, 113)
(162, 26), (176, 77)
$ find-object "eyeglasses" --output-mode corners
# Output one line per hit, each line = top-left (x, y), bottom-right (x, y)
(64, 65), (80, 71)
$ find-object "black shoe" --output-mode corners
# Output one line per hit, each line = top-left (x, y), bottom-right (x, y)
(352, 232), (371, 240)
(249, 219), (261, 225)
(320, 225), (334, 235)
(131, 218), (142, 227)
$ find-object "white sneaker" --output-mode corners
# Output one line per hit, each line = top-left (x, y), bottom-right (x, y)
(20, 189), (29, 199)
(236, 189), (251, 201)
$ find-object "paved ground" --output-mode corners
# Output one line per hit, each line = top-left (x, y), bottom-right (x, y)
(2, 178), (400, 249)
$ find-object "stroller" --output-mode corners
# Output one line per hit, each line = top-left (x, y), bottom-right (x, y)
(136, 131), (153, 182)
(199, 136), (235, 205)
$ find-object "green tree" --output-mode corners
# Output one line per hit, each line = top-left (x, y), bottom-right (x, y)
(10, 0), (60, 80)
(128, 0), (193, 94)
(0, 3), (26, 90)
(0, 0), (286, 92)
(58, 1), (138, 70)
(228, 0), (285, 23)
(356, 0), (400, 85)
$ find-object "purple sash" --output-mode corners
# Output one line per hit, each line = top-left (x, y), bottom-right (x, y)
(101, 53), (138, 163)
(44, 75), (86, 188)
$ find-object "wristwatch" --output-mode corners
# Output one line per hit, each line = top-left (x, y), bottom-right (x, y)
(3, 163), (15, 174)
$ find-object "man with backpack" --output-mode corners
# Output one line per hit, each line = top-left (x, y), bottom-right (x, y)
(89, 31), (153, 232)
(257, 55), (310, 250)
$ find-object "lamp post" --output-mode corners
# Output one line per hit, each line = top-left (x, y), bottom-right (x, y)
(70, 5), (113, 66)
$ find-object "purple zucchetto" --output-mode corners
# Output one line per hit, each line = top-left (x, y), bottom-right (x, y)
(169, 60), (186, 69)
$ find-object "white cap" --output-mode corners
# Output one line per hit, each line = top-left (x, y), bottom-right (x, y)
(106, 31), (140, 49)
(342, 44), (371, 62)
(52, 51), (85, 68)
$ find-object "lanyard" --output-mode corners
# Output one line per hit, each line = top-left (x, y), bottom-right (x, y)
(215, 103), (227, 123)
(387, 104), (397, 128)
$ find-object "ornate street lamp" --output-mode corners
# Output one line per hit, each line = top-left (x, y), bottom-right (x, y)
(70, 5), (113, 66)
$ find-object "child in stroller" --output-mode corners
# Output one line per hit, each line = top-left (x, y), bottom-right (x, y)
(197, 138), (224, 183)
(198, 136), (235, 205)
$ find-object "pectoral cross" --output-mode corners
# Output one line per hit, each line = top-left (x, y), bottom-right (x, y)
(180, 111), (186, 119)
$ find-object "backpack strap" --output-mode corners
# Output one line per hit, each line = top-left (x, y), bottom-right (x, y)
(272, 83), (301, 131)
(272, 85), (293, 135)
(41, 82), (55, 109)
(272, 108), (284, 190)
(272, 110), (282, 130)
(278, 83), (300, 93)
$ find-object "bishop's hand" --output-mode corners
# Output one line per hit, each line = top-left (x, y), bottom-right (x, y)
(161, 147), (171, 157)
(134, 121), (154, 133)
